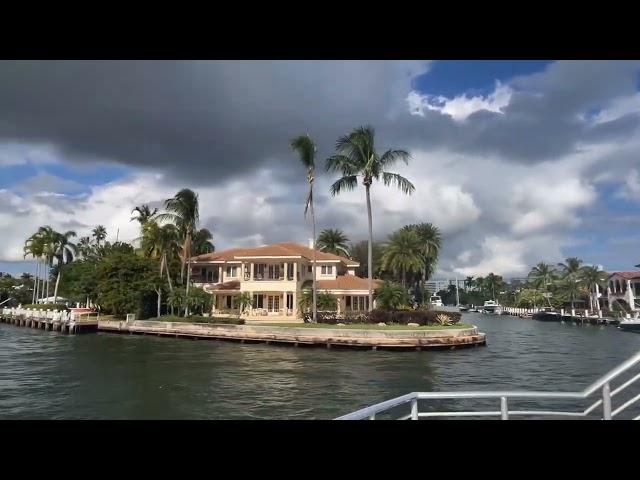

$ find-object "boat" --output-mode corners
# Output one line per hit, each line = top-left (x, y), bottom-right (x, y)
(429, 295), (443, 307)
(619, 316), (640, 333)
(519, 313), (533, 319)
(481, 300), (503, 314)
(532, 307), (562, 322)
(459, 305), (469, 312)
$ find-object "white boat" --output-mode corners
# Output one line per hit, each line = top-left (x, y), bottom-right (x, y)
(482, 300), (503, 314)
(429, 295), (443, 307)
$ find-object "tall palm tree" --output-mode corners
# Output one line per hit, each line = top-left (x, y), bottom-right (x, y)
(24, 232), (45, 303)
(528, 262), (557, 306)
(381, 229), (423, 287)
(580, 265), (607, 311)
(131, 204), (158, 226)
(484, 273), (504, 301)
(52, 230), (77, 304)
(557, 257), (583, 310)
(37, 226), (59, 301)
(291, 134), (318, 323)
(158, 189), (200, 316)
(192, 228), (215, 255)
(316, 228), (350, 257)
(401, 223), (442, 286)
(326, 125), (415, 311)
(92, 225), (107, 246)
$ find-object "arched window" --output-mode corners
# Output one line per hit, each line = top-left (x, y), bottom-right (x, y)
(616, 280), (621, 293)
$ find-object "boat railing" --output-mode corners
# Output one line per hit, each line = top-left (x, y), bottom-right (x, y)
(335, 350), (640, 420)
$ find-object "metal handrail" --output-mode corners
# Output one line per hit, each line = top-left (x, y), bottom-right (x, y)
(335, 350), (640, 420)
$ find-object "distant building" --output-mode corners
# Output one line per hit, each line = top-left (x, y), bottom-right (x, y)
(425, 280), (450, 294)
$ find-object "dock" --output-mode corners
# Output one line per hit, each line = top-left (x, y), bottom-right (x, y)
(501, 307), (620, 326)
(1, 307), (98, 334)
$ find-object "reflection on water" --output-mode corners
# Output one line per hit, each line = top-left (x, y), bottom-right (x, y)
(1, 313), (640, 419)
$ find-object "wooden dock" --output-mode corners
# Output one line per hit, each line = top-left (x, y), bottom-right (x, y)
(1, 309), (98, 334)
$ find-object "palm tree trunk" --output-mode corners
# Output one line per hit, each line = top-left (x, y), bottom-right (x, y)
(310, 191), (317, 323)
(164, 252), (173, 292)
(53, 260), (61, 304)
(185, 233), (192, 316)
(366, 184), (373, 312)
(32, 259), (39, 304)
(157, 288), (161, 318)
(45, 259), (50, 301)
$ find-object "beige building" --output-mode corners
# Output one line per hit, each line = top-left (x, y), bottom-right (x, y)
(190, 241), (377, 320)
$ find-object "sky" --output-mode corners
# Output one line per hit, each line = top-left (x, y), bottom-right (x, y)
(1, 60), (639, 279)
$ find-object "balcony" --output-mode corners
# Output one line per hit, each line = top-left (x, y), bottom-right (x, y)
(244, 274), (295, 282)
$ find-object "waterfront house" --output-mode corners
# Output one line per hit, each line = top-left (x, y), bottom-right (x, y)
(190, 241), (377, 319)
(607, 271), (640, 312)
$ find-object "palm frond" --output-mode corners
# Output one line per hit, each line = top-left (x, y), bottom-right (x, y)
(329, 175), (358, 196)
(290, 135), (316, 169)
(379, 149), (411, 168)
(325, 154), (359, 174)
(381, 172), (415, 195)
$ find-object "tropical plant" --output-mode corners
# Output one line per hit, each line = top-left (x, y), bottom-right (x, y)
(527, 262), (558, 306)
(291, 134), (318, 322)
(484, 273), (504, 301)
(401, 223), (442, 284)
(235, 292), (253, 318)
(580, 265), (608, 311)
(77, 236), (94, 258)
(465, 276), (475, 291)
(51, 230), (77, 304)
(374, 280), (411, 310)
(349, 240), (383, 278)
(316, 228), (350, 257)
(192, 228), (215, 255)
(131, 204), (158, 226)
(186, 286), (211, 316)
(381, 228), (423, 286)
(326, 125), (415, 311)
(167, 287), (186, 316)
(158, 189), (200, 315)
(92, 225), (107, 246)
(23, 232), (45, 303)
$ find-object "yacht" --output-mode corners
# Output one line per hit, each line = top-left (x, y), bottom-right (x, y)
(482, 300), (503, 314)
(619, 313), (640, 333)
(429, 295), (443, 307)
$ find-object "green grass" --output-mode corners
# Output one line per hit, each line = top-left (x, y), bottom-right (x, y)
(149, 315), (245, 325)
(258, 323), (473, 330)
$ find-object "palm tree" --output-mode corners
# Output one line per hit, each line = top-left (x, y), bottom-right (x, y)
(291, 134), (318, 323)
(23, 233), (45, 303)
(77, 236), (93, 258)
(192, 228), (215, 255)
(528, 262), (557, 306)
(316, 228), (350, 257)
(465, 276), (475, 291)
(484, 273), (504, 301)
(326, 125), (415, 312)
(235, 292), (253, 319)
(349, 240), (383, 278)
(556, 257), (584, 310)
(401, 223), (442, 286)
(158, 189), (200, 316)
(131, 204), (158, 226)
(92, 225), (107, 246)
(580, 265), (608, 311)
(37, 226), (59, 301)
(51, 230), (77, 304)
(381, 229), (423, 287)
(374, 281), (410, 310)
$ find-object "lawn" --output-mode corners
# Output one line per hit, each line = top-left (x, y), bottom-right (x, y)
(258, 323), (473, 330)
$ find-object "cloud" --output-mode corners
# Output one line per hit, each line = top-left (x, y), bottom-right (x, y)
(617, 168), (640, 200)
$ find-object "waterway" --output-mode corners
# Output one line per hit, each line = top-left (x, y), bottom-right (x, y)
(1, 313), (639, 419)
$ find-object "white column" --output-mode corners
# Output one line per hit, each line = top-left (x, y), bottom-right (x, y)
(250, 263), (254, 281)
(627, 280), (635, 307)
(607, 286), (613, 310)
(218, 266), (223, 283)
(283, 262), (288, 281)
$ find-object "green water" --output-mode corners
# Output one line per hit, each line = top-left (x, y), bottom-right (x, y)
(2, 313), (640, 419)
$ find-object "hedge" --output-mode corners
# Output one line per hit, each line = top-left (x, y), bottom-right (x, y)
(151, 315), (245, 325)
(20, 304), (69, 311)
(302, 309), (461, 326)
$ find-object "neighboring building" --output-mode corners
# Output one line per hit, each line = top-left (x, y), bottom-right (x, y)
(190, 241), (377, 319)
(607, 271), (640, 312)
(424, 280), (450, 294)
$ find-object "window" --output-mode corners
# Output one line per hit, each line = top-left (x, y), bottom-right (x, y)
(267, 264), (280, 280)
(253, 294), (264, 309)
(346, 296), (351, 308)
(321, 265), (333, 275)
(308, 265), (312, 273)
(255, 264), (265, 280)
(226, 266), (238, 278)
(226, 296), (233, 309)
(286, 293), (293, 310)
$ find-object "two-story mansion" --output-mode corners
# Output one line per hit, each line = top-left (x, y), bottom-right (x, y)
(190, 241), (376, 319)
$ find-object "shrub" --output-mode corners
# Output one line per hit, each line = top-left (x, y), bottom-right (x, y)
(20, 303), (69, 311)
(152, 315), (245, 325)
(307, 309), (461, 326)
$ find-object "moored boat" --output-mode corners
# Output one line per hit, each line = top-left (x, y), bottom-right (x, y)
(619, 318), (640, 333)
(482, 300), (503, 314)
(532, 307), (562, 322)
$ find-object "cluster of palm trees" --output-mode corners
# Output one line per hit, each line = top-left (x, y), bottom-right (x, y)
(291, 125), (417, 320)
(23, 226), (78, 304)
(133, 189), (214, 316)
(526, 258), (607, 310)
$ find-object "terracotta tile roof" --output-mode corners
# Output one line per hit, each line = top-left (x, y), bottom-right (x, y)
(609, 271), (640, 280)
(192, 242), (359, 266)
(317, 275), (380, 291)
